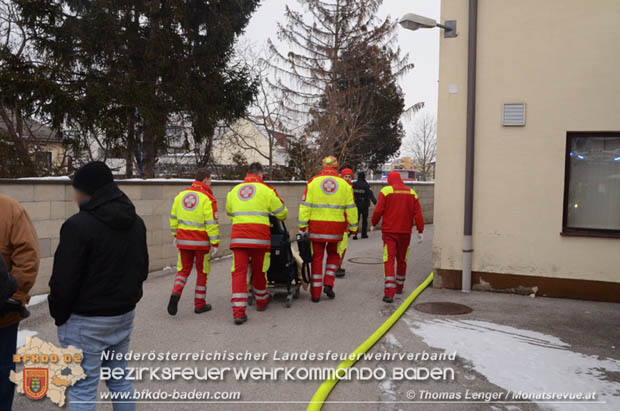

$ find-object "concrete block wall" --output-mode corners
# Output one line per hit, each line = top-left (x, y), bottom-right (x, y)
(0, 179), (433, 295)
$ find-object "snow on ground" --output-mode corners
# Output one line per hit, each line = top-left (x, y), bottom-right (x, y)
(27, 294), (48, 307)
(384, 333), (403, 349)
(405, 314), (620, 411)
(17, 176), (71, 181)
(17, 330), (38, 348)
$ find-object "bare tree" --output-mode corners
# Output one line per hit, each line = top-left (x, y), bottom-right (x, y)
(267, 0), (413, 173)
(220, 43), (294, 173)
(406, 110), (437, 181)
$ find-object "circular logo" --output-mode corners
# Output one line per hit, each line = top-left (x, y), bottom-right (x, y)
(238, 184), (256, 201)
(321, 178), (339, 195)
(181, 192), (199, 211)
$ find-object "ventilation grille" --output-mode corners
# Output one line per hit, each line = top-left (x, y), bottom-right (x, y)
(502, 103), (526, 126)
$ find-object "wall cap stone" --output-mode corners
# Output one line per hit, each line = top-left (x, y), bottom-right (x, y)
(1, 178), (434, 187)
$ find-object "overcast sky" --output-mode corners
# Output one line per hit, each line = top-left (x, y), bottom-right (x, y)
(240, 0), (441, 136)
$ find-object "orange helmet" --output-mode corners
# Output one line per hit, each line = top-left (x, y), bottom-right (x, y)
(322, 156), (339, 168)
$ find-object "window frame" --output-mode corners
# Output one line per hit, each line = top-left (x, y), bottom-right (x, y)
(562, 131), (620, 239)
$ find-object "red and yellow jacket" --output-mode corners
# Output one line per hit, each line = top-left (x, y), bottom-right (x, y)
(371, 171), (424, 234)
(170, 181), (219, 250)
(226, 174), (288, 249)
(298, 167), (358, 242)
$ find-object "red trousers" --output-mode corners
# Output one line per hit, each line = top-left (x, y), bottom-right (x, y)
(311, 241), (340, 299)
(382, 233), (412, 298)
(172, 249), (210, 309)
(231, 248), (270, 318)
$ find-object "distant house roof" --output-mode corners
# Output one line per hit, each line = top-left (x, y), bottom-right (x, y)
(0, 112), (61, 143)
(246, 115), (293, 148)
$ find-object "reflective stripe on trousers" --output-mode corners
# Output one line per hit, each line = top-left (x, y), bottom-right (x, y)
(172, 249), (210, 309)
(310, 241), (340, 299)
(309, 233), (342, 241)
(230, 238), (271, 246)
(231, 249), (270, 318)
(254, 288), (269, 301)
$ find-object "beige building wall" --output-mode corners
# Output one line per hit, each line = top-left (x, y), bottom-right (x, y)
(0, 180), (433, 296)
(214, 119), (285, 166)
(434, 0), (620, 291)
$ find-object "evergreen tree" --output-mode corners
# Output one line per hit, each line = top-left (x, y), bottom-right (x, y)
(324, 41), (407, 170)
(269, 0), (411, 172)
(14, 0), (260, 177)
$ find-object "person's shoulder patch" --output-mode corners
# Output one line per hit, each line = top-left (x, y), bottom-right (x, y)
(381, 186), (394, 195)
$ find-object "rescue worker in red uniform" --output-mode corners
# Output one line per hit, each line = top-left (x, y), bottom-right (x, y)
(336, 168), (355, 278)
(226, 163), (288, 325)
(299, 157), (358, 302)
(371, 171), (424, 303)
(168, 168), (220, 315)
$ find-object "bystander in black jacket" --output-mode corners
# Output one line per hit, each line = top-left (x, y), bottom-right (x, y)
(48, 182), (149, 326)
(352, 172), (377, 238)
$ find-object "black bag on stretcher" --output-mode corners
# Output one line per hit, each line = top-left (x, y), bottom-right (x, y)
(249, 216), (302, 308)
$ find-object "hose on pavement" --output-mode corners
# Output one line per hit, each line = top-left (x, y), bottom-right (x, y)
(307, 272), (434, 410)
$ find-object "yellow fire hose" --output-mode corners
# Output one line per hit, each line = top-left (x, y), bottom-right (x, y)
(307, 272), (434, 411)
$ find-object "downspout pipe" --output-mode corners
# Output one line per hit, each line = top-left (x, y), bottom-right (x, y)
(462, 0), (478, 292)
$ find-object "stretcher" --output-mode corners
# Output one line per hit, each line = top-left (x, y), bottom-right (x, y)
(249, 217), (302, 308)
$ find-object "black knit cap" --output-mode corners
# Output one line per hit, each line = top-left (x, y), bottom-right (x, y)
(72, 161), (114, 195)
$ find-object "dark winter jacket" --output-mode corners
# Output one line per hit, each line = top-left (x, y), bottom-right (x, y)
(48, 183), (149, 326)
(353, 177), (377, 210)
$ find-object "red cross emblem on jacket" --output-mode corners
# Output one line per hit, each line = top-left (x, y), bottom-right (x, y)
(182, 193), (198, 210)
(238, 185), (256, 200)
(322, 178), (338, 194)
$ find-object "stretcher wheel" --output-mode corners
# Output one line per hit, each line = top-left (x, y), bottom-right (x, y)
(286, 294), (293, 308)
(293, 287), (300, 299)
(248, 294), (255, 306)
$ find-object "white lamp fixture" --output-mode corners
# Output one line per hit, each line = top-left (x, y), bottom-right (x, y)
(399, 13), (457, 38)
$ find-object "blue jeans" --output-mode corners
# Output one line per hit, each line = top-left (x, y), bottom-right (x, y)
(58, 311), (136, 411)
(0, 323), (18, 411)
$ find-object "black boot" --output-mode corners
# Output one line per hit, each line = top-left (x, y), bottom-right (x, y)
(335, 268), (345, 278)
(311, 297), (320, 303)
(194, 304), (212, 314)
(352, 235), (358, 240)
(234, 315), (248, 325)
(383, 296), (394, 303)
(324, 286), (335, 299)
(167, 293), (180, 316)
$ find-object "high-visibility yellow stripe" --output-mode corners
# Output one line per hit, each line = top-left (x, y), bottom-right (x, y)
(307, 272), (434, 411)
(337, 235), (348, 257)
(262, 252), (271, 275)
(176, 252), (183, 272)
